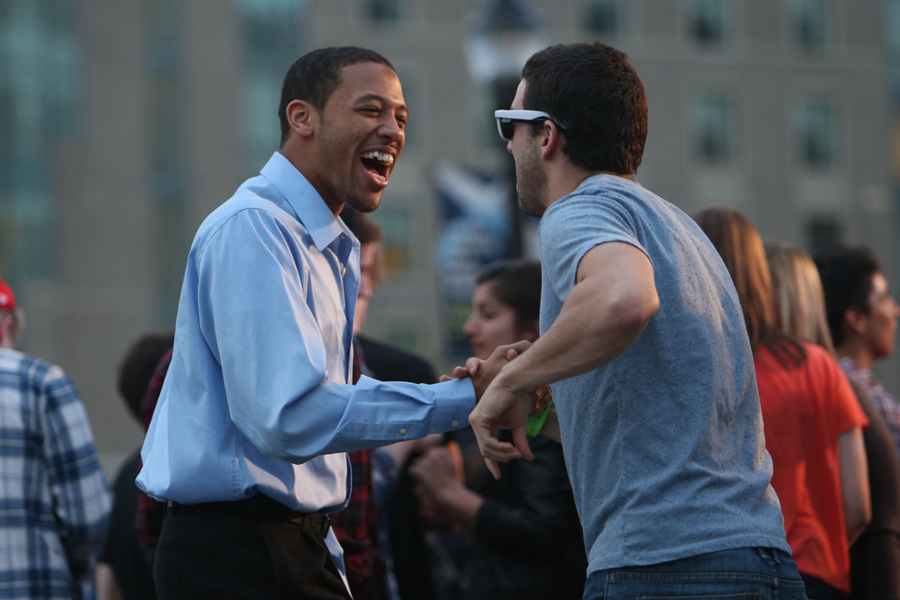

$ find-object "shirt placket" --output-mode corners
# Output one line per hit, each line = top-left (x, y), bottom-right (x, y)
(329, 233), (359, 385)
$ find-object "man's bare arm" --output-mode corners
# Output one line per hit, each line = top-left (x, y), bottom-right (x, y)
(469, 242), (659, 476)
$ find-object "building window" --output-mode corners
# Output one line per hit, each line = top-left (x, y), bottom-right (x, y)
(692, 92), (735, 164)
(796, 98), (840, 169)
(584, 0), (618, 35)
(0, 0), (78, 282)
(147, 0), (187, 322)
(807, 214), (842, 254)
(367, 0), (400, 23)
(236, 0), (305, 171)
(687, 0), (726, 47)
(789, 0), (832, 55)
(886, 0), (900, 98)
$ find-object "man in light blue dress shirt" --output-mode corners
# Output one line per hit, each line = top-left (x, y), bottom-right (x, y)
(137, 47), (496, 599)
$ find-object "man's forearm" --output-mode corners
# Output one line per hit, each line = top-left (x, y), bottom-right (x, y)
(494, 269), (656, 395)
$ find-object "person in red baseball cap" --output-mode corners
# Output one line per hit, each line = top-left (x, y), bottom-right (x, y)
(0, 273), (113, 597)
(0, 275), (22, 349)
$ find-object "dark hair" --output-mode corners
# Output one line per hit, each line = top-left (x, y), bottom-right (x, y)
(279, 46), (395, 145)
(476, 260), (542, 332)
(693, 206), (805, 367)
(340, 205), (383, 245)
(521, 42), (647, 174)
(814, 246), (881, 347)
(117, 331), (175, 422)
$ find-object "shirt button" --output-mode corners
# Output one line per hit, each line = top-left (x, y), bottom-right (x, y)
(451, 419), (459, 427)
(399, 427), (407, 435)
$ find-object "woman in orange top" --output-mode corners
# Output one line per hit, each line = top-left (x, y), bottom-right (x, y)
(695, 207), (870, 600)
(766, 241), (900, 600)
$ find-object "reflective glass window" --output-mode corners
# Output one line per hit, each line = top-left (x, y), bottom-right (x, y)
(236, 0), (305, 171)
(692, 92), (735, 164)
(807, 214), (842, 254)
(796, 97), (840, 169)
(585, 0), (618, 34)
(687, 0), (726, 47)
(367, 0), (400, 23)
(790, 0), (832, 55)
(0, 0), (78, 281)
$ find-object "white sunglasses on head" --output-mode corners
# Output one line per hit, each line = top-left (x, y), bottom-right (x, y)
(494, 109), (565, 141)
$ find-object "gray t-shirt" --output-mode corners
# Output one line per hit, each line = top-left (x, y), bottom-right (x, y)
(539, 174), (790, 574)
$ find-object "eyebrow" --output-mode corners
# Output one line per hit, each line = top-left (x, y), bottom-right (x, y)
(355, 93), (408, 114)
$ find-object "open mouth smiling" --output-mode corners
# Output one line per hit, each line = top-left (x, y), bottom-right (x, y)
(360, 150), (394, 185)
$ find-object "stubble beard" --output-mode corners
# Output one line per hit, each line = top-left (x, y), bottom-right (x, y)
(515, 143), (549, 218)
(316, 115), (381, 214)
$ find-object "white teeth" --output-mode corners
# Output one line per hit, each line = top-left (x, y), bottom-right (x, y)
(361, 151), (394, 165)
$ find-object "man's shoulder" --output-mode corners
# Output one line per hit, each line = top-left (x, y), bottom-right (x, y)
(0, 348), (64, 383)
(545, 175), (673, 226)
(357, 336), (437, 384)
(193, 179), (302, 250)
(204, 179), (291, 226)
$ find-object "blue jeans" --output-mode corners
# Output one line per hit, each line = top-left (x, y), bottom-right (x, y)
(583, 547), (807, 600)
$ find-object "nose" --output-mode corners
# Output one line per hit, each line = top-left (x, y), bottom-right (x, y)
(506, 139), (513, 154)
(379, 116), (404, 143)
(463, 313), (477, 337)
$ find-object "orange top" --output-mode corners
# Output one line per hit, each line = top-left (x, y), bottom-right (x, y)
(755, 342), (867, 594)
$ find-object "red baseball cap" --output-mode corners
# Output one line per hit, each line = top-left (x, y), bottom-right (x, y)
(0, 276), (16, 311)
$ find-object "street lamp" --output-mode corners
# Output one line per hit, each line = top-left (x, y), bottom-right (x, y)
(464, 0), (545, 258)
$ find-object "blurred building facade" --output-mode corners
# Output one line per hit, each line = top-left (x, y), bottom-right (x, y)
(0, 0), (896, 471)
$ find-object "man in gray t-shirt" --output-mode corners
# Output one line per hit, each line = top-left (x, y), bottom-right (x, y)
(467, 43), (805, 600)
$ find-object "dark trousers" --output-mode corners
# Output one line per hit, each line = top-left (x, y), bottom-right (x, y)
(154, 495), (351, 600)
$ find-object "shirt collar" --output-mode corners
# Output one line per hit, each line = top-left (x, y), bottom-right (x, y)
(260, 152), (352, 252)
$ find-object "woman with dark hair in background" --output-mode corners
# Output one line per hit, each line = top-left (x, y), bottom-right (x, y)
(409, 260), (586, 600)
(694, 207), (870, 600)
(766, 242), (900, 600)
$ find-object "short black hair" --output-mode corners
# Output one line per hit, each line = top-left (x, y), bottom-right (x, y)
(117, 331), (175, 422)
(815, 246), (881, 347)
(521, 42), (648, 174)
(476, 260), (542, 332)
(279, 46), (395, 146)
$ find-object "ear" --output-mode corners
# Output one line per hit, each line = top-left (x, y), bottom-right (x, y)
(844, 307), (867, 336)
(285, 99), (317, 139)
(538, 120), (563, 160)
(0, 314), (13, 349)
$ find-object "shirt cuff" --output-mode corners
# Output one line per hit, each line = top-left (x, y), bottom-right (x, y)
(431, 377), (476, 431)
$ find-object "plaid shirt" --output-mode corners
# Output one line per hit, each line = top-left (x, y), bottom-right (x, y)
(840, 357), (900, 456)
(0, 348), (112, 599)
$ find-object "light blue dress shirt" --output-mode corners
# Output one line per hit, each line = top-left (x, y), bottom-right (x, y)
(137, 152), (474, 517)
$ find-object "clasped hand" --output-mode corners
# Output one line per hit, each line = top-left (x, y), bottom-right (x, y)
(446, 341), (550, 479)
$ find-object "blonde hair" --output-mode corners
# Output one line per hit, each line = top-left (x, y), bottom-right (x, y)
(765, 241), (836, 356)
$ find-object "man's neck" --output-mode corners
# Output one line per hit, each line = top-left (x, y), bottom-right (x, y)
(279, 146), (344, 217)
(837, 341), (875, 371)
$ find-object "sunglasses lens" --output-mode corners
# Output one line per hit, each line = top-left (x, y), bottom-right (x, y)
(499, 119), (516, 141)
